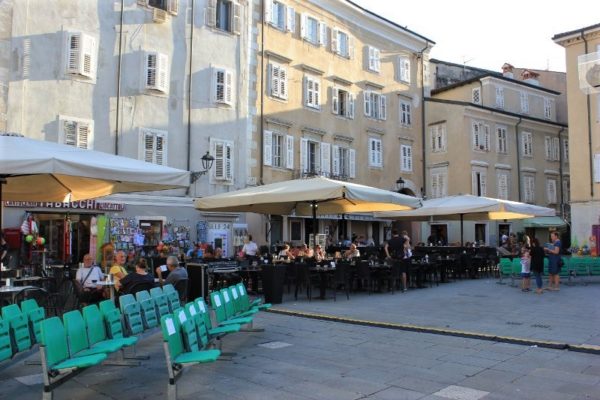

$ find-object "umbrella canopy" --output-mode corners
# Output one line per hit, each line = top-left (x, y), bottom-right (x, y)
(194, 176), (421, 215)
(0, 134), (190, 230)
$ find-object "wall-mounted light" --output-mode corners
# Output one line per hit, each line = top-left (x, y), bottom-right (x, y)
(395, 177), (405, 192)
(190, 151), (215, 183)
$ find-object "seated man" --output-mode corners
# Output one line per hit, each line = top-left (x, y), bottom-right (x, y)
(298, 243), (314, 258)
(75, 254), (105, 304)
(117, 258), (155, 294)
(278, 244), (294, 260)
(156, 255), (188, 287)
(344, 243), (361, 259)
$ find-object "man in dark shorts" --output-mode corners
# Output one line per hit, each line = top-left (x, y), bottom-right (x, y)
(385, 229), (408, 292)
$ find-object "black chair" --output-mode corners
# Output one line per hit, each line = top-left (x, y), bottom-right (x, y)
(331, 262), (350, 301)
(294, 263), (312, 301)
(354, 260), (374, 294)
(174, 278), (189, 304)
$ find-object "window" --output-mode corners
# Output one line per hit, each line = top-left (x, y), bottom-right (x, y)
(264, 131), (294, 169)
(304, 75), (320, 109)
(496, 125), (507, 154)
(300, 138), (321, 175)
(521, 131), (533, 157)
(211, 138), (234, 182)
(148, 0), (179, 14)
(543, 98), (553, 119)
(399, 100), (411, 127)
(300, 14), (325, 45)
(66, 32), (97, 79)
(145, 52), (169, 93)
(213, 67), (233, 105)
(523, 175), (535, 203)
(368, 137), (382, 168)
(269, 63), (287, 100)
(563, 139), (569, 162)
(332, 146), (356, 179)
(430, 124), (446, 153)
(472, 88), (481, 104)
(546, 178), (557, 204)
(207, 0), (241, 35)
(520, 92), (529, 114)
(472, 167), (487, 197)
(332, 29), (350, 58)
(552, 137), (560, 161)
(59, 117), (94, 150)
(331, 88), (354, 119)
(363, 91), (386, 120)
(495, 86), (504, 108)
(472, 121), (490, 152)
(400, 145), (412, 172)
(139, 128), (167, 165)
(430, 167), (448, 199)
(367, 46), (380, 72)
(562, 178), (570, 203)
(267, 0), (286, 30)
(544, 136), (560, 161)
(497, 172), (509, 200)
(397, 56), (410, 83)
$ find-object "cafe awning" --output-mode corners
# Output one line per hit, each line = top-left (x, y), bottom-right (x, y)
(522, 216), (567, 228)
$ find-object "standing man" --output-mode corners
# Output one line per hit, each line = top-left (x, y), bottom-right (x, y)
(544, 231), (562, 291)
(385, 229), (408, 292)
(242, 235), (258, 259)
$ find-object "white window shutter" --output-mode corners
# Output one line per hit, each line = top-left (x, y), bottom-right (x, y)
(484, 125), (490, 151)
(286, 135), (294, 169)
(63, 121), (77, 147)
(167, 0), (179, 15)
(143, 130), (154, 163)
(157, 53), (169, 93)
(206, 0), (217, 27)
(553, 137), (560, 161)
(431, 173), (438, 198)
(264, 0), (272, 23)
(320, 142), (331, 175)
(67, 33), (81, 74)
(348, 36), (354, 59)
(214, 141), (225, 179)
(331, 87), (339, 114)
(377, 140), (382, 167)
(368, 138), (375, 166)
(279, 67), (287, 99)
(331, 28), (338, 53)
(368, 46), (374, 70)
(380, 95), (387, 120)
(80, 34), (96, 78)
(304, 77), (309, 106)
(472, 122), (479, 149)
(232, 2), (241, 35)
(314, 80), (320, 108)
(349, 149), (356, 178)
(286, 6), (295, 32)
(545, 136), (552, 159)
(155, 133), (166, 166)
(225, 70), (233, 104)
(213, 68), (222, 103)
(77, 122), (91, 150)
(471, 171), (478, 196)
(364, 91), (371, 117)
(225, 142), (233, 180)
(332, 145), (340, 175)
(348, 93), (355, 119)
(268, 63), (276, 97)
(480, 172), (487, 196)
(264, 130), (273, 166)
(145, 53), (157, 89)
(300, 13), (307, 39)
(318, 21), (327, 46)
(300, 138), (308, 173)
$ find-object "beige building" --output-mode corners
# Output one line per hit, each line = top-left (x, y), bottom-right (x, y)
(249, 0), (433, 245)
(423, 62), (569, 245)
(553, 23), (600, 254)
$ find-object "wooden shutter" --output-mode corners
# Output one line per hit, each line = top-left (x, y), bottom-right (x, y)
(300, 13), (306, 39)
(552, 137), (560, 161)
(286, 6), (295, 32)
(279, 66), (287, 99)
(264, 0), (272, 23)
(143, 131), (154, 163)
(157, 53), (169, 93)
(232, 1), (241, 35)
(313, 80), (320, 108)
(480, 172), (487, 196)
(380, 95), (387, 120)
(300, 138), (308, 173)
(155, 133), (166, 165)
(263, 130), (273, 166)
(167, 0), (179, 14)
(80, 34), (96, 78)
(332, 145), (340, 175)
(320, 142), (330, 175)
(318, 21), (327, 46)
(331, 28), (338, 53)
(77, 122), (90, 149)
(498, 173), (508, 200)
(347, 93), (355, 119)
(225, 142), (233, 180)
(401, 145), (412, 172)
(349, 149), (356, 178)
(67, 33), (81, 73)
(364, 91), (371, 117)
(206, 0), (217, 27)
(214, 68), (225, 103)
(214, 141), (225, 179)
(146, 53), (157, 89)
(225, 70), (233, 104)
(63, 121), (78, 146)
(331, 87), (339, 114)
(285, 135), (294, 169)
(545, 136), (552, 159)
(269, 63), (278, 97)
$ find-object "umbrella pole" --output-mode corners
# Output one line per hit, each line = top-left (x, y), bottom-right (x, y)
(312, 201), (317, 250)
(460, 214), (464, 246)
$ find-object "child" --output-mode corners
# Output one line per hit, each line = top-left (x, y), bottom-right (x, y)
(520, 245), (531, 292)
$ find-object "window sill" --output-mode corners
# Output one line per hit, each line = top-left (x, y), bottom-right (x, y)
(304, 105), (321, 112)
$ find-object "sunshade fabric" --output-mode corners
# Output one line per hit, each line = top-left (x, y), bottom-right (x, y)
(0, 134), (190, 201)
(523, 216), (567, 228)
(376, 194), (555, 220)
(194, 176), (421, 215)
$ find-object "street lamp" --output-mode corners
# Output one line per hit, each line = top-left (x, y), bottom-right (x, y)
(395, 177), (405, 192)
(190, 151), (215, 183)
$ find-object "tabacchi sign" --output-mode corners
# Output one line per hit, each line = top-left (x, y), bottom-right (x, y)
(2, 200), (125, 211)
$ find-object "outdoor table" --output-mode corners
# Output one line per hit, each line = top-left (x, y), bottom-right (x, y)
(310, 264), (336, 299)
(0, 285), (36, 304)
(12, 276), (48, 288)
(97, 280), (116, 300)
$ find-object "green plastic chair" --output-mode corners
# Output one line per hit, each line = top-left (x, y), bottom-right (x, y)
(163, 284), (181, 312)
(1, 304), (32, 352)
(150, 287), (171, 317)
(135, 290), (159, 329)
(220, 288), (255, 322)
(99, 300), (128, 340)
(119, 294), (145, 335)
(82, 304), (137, 349)
(0, 318), (13, 362)
(174, 308), (201, 352)
(63, 310), (122, 357)
(20, 299), (45, 343)
(193, 298), (240, 339)
(236, 282), (271, 311)
(227, 286), (259, 318)
(209, 291), (252, 326)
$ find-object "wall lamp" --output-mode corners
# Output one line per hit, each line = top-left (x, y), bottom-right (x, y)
(395, 177), (405, 192)
(190, 151), (215, 183)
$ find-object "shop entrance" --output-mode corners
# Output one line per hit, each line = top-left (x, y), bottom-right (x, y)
(35, 213), (93, 265)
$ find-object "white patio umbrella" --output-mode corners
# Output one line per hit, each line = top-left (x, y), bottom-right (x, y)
(375, 194), (556, 245)
(195, 176), (421, 246)
(0, 133), (190, 229)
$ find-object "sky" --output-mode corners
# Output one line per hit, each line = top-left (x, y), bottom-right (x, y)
(351, 0), (599, 73)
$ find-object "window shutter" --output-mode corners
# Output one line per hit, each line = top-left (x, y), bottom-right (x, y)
(225, 70), (233, 104)
(300, 138), (308, 173)
(368, 138), (375, 166)
(318, 21), (327, 46)
(380, 95), (386, 120)
(286, 6), (295, 32)
(320, 142), (331, 175)
(300, 13), (307, 39)
(472, 122), (479, 149)
(563, 139), (569, 162)
(440, 172), (447, 197)
(155, 134), (166, 166)
(332, 145), (340, 175)
(67, 33), (81, 74)
(157, 53), (169, 93)
(471, 171), (478, 196)
(143, 131), (154, 163)
(331, 28), (338, 52)
(77, 122), (90, 149)
(279, 66), (287, 99)
(331, 87), (339, 114)
(547, 179), (556, 204)
(167, 0), (179, 14)
(348, 93), (355, 119)
(63, 121), (77, 146)
(206, 0), (217, 27)
(80, 34), (96, 78)
(304, 76), (310, 106)
(544, 136), (552, 159)
(225, 142), (233, 180)
(349, 149), (356, 178)
(264, 0), (272, 23)
(146, 52), (157, 89)
(269, 63), (276, 97)
(286, 135), (294, 169)
(363, 91), (371, 117)
(232, 1), (241, 34)
(431, 173), (438, 198)
(480, 172), (487, 196)
(264, 130), (273, 166)
(498, 174), (508, 200)
(214, 141), (225, 179)
(401, 145), (412, 172)
(213, 68), (223, 102)
(368, 46), (375, 70)
(552, 137), (560, 161)
(314, 80), (320, 108)
(484, 125), (490, 151)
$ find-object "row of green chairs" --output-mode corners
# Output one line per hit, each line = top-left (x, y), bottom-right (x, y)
(0, 299), (46, 363)
(119, 284), (181, 336)
(209, 282), (271, 330)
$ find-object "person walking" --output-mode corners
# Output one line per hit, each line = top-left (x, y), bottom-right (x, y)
(530, 238), (545, 294)
(544, 231), (562, 291)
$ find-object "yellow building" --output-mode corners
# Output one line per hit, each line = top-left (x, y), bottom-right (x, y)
(250, 0), (432, 245)
(553, 23), (600, 254)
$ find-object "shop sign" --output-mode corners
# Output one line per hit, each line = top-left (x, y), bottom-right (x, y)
(2, 200), (125, 211)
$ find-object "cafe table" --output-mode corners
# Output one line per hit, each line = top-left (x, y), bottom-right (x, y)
(0, 285), (36, 304)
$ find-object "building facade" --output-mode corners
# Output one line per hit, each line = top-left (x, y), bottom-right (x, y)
(423, 61), (569, 246)
(250, 0), (433, 246)
(553, 24), (600, 255)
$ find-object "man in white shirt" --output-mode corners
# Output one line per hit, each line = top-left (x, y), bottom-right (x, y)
(242, 235), (258, 258)
(75, 253), (104, 304)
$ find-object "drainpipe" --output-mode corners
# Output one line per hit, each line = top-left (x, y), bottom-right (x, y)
(115, 0), (124, 155)
(557, 127), (565, 217)
(419, 41), (429, 198)
(515, 117), (523, 201)
(185, 0), (195, 196)
(581, 31), (594, 198)
(259, 0), (266, 185)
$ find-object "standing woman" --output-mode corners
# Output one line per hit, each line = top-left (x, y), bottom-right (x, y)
(544, 231), (562, 291)
(530, 238), (545, 294)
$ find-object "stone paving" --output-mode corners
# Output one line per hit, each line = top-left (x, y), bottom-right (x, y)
(1, 277), (599, 399)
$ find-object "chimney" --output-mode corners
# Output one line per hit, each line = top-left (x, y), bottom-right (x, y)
(501, 63), (514, 78)
(521, 69), (540, 86)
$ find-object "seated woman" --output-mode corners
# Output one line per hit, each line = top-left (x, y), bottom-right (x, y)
(344, 243), (361, 259)
(278, 244), (295, 260)
(117, 258), (155, 294)
(298, 243), (314, 258)
(314, 244), (325, 261)
(203, 245), (215, 260)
